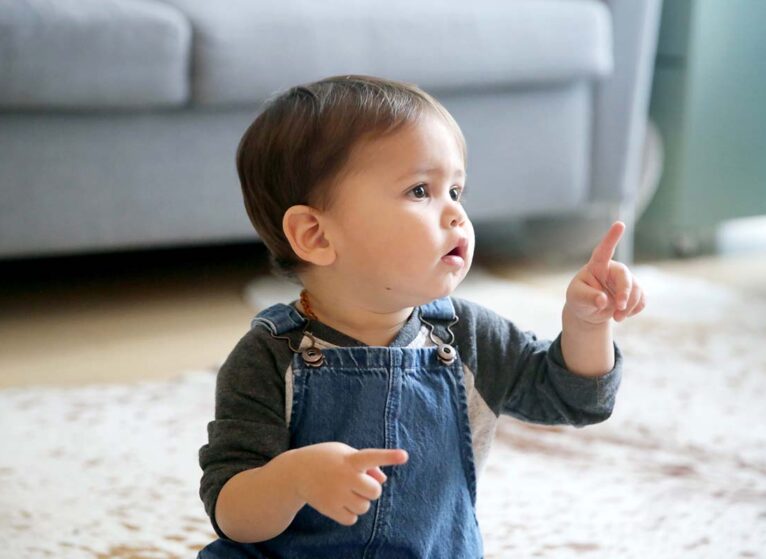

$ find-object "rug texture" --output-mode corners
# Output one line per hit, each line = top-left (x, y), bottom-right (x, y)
(2, 265), (764, 559)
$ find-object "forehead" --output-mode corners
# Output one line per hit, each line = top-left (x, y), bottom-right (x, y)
(346, 113), (465, 179)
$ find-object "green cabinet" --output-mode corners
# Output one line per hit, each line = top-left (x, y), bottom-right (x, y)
(636, 0), (766, 257)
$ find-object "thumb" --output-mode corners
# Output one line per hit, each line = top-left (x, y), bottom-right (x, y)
(350, 448), (409, 471)
(570, 278), (610, 310)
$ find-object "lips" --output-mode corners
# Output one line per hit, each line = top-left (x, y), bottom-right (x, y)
(447, 246), (462, 258)
(443, 237), (468, 261)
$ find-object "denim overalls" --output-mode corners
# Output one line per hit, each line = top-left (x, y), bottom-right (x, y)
(198, 296), (483, 559)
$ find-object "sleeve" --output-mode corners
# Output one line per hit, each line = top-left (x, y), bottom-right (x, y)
(198, 329), (291, 539)
(456, 298), (623, 428)
(500, 329), (623, 427)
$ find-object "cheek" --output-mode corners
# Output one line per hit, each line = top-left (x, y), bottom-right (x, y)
(334, 210), (402, 267)
(366, 220), (434, 272)
(334, 203), (443, 271)
(465, 220), (476, 262)
(385, 212), (438, 249)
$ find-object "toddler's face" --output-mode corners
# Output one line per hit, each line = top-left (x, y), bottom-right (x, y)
(321, 112), (474, 308)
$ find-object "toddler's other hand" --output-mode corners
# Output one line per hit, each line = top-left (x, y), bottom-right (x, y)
(290, 441), (408, 527)
(564, 221), (646, 325)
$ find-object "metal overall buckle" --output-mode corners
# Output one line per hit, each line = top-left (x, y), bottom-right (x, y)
(421, 314), (460, 365)
(266, 320), (325, 368)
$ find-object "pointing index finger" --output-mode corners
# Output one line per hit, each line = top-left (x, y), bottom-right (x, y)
(350, 449), (409, 471)
(589, 221), (626, 268)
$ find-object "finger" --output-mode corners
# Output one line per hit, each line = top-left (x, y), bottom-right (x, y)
(366, 467), (387, 485)
(589, 221), (626, 270)
(624, 283), (643, 314)
(606, 261), (633, 310)
(627, 291), (647, 317)
(353, 474), (384, 501)
(570, 279), (611, 311)
(350, 448), (408, 471)
(614, 285), (642, 321)
(344, 493), (372, 516)
(334, 508), (358, 526)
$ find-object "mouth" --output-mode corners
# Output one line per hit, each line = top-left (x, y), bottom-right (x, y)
(442, 238), (468, 266)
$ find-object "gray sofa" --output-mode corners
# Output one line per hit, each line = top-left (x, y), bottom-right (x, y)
(0, 0), (662, 262)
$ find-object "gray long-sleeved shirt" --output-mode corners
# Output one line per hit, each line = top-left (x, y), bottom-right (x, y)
(199, 296), (623, 537)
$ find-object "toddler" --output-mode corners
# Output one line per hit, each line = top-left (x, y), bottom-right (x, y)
(197, 74), (645, 558)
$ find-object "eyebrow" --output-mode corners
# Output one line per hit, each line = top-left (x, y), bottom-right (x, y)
(397, 167), (466, 182)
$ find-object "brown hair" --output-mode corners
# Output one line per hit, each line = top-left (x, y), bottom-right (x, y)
(236, 74), (467, 282)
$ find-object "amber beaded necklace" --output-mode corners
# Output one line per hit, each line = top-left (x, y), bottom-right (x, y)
(299, 289), (318, 321)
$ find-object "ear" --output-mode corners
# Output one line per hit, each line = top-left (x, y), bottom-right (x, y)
(282, 205), (336, 266)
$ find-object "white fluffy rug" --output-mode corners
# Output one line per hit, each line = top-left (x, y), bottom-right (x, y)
(2, 265), (765, 558)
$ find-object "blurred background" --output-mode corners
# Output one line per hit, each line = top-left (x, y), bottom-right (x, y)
(2, 0), (764, 386)
(1, 1), (765, 557)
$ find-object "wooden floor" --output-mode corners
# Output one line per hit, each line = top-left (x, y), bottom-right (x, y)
(0, 243), (271, 388)
(1, 240), (764, 389)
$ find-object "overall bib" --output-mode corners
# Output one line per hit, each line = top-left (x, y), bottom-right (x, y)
(199, 297), (483, 558)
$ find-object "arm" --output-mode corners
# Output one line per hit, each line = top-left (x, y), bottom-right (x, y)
(453, 222), (645, 427)
(198, 330), (293, 541)
(561, 221), (646, 377)
(214, 449), (306, 543)
(561, 307), (614, 377)
(451, 297), (623, 428)
(200, 330), (408, 543)
(215, 444), (407, 543)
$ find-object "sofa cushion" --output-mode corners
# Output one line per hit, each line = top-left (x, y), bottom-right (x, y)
(0, 0), (191, 109)
(160, 0), (612, 106)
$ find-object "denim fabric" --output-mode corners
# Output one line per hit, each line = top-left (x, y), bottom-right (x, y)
(198, 297), (483, 558)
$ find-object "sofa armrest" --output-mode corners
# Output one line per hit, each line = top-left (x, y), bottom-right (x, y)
(590, 0), (663, 206)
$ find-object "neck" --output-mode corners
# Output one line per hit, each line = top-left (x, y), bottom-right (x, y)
(298, 283), (414, 347)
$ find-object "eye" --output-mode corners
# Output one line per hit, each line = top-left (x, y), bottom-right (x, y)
(450, 187), (462, 202)
(408, 184), (428, 199)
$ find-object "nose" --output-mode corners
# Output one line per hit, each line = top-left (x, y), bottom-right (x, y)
(443, 198), (468, 229)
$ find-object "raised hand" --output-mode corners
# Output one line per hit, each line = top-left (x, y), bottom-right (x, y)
(565, 221), (646, 325)
(291, 442), (408, 526)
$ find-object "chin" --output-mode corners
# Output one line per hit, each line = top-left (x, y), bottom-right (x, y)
(428, 273), (468, 303)
(396, 285), (453, 309)
(389, 264), (471, 308)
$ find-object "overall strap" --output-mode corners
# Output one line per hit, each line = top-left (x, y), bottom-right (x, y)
(251, 303), (307, 335)
(419, 296), (459, 349)
(419, 296), (457, 321)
